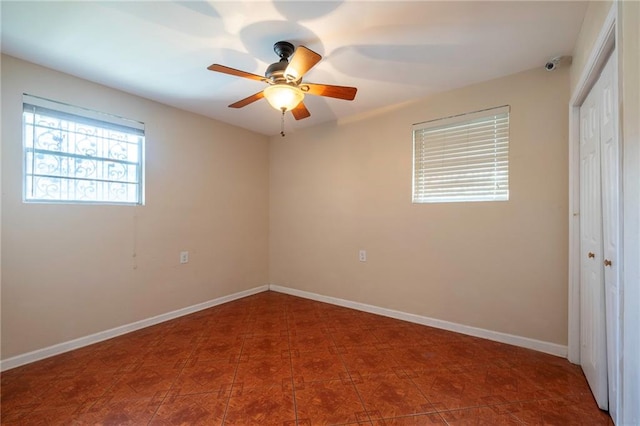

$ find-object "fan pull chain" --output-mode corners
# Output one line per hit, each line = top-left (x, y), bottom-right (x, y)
(280, 108), (286, 137)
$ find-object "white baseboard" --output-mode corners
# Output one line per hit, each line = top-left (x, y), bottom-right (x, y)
(0, 285), (269, 372)
(269, 284), (568, 358)
(2, 283), (568, 371)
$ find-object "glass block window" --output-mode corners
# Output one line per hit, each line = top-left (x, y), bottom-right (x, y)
(23, 94), (144, 204)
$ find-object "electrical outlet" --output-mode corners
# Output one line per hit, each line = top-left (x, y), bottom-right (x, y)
(359, 250), (367, 262)
(180, 251), (189, 264)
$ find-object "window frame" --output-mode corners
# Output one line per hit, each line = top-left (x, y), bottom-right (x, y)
(412, 105), (510, 204)
(22, 94), (145, 206)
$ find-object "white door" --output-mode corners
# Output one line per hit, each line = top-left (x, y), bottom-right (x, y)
(598, 53), (620, 421)
(579, 65), (608, 410)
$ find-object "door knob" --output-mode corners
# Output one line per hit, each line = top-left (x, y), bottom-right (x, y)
(604, 259), (612, 267)
(588, 252), (596, 259)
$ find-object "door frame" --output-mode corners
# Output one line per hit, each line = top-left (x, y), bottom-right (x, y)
(568, 0), (616, 365)
(568, 1), (619, 421)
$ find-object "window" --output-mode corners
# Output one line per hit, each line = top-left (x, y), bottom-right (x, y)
(412, 105), (509, 203)
(23, 94), (144, 204)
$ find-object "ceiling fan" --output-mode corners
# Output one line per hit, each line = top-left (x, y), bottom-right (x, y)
(207, 41), (357, 135)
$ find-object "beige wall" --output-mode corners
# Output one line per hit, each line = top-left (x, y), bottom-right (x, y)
(570, 0), (614, 93)
(270, 66), (570, 345)
(1, 55), (270, 359)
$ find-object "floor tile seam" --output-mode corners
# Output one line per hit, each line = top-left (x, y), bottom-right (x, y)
(294, 308), (377, 424)
(510, 393), (594, 405)
(283, 304), (299, 426)
(503, 409), (529, 424)
(426, 399), (530, 415)
(156, 389), (228, 399)
(79, 374), (135, 410)
(20, 393), (104, 416)
(135, 340), (196, 406)
(406, 370), (446, 413)
(336, 351), (373, 425)
(134, 364), (187, 426)
(174, 335), (205, 366)
(437, 406), (526, 426)
(1, 378), (59, 405)
(327, 313), (391, 424)
(329, 329), (361, 383)
(219, 328), (248, 426)
(25, 392), (165, 420)
(375, 412), (449, 424)
(462, 403), (528, 425)
(0, 372), (76, 402)
(0, 398), (41, 417)
(441, 416), (455, 426)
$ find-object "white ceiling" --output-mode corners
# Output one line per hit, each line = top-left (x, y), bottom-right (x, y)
(1, 1), (587, 136)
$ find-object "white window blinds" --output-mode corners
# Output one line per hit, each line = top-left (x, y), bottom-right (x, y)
(412, 105), (509, 203)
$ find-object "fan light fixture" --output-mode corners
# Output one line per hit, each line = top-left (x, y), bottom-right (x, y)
(264, 84), (304, 111)
(207, 41), (357, 137)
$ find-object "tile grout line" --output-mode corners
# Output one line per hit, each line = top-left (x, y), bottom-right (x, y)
(402, 360), (452, 424)
(282, 300), (300, 426)
(146, 317), (214, 425)
(219, 310), (251, 426)
(327, 314), (374, 425)
(399, 359), (555, 424)
(346, 321), (451, 425)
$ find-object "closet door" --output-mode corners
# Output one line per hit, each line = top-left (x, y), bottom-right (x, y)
(599, 54), (620, 420)
(579, 73), (608, 410)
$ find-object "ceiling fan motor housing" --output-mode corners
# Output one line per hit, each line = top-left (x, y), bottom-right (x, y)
(265, 61), (288, 82)
(266, 41), (296, 83)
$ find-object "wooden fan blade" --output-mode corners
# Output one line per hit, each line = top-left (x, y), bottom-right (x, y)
(207, 64), (265, 82)
(291, 102), (311, 120)
(285, 46), (321, 79)
(229, 91), (265, 108)
(304, 83), (357, 100)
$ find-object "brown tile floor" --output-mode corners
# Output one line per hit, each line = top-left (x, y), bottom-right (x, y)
(1, 291), (613, 425)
